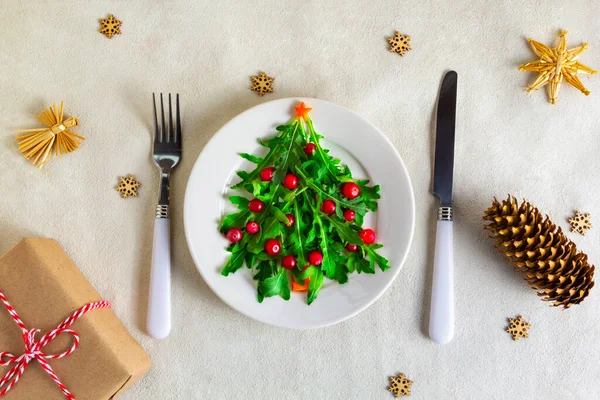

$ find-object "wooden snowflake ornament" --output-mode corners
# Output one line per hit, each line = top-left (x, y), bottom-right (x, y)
(387, 373), (413, 398)
(116, 175), (141, 199)
(506, 315), (531, 341)
(16, 102), (84, 168)
(250, 72), (274, 96)
(100, 14), (122, 39)
(569, 210), (592, 235)
(388, 31), (412, 56)
(519, 30), (597, 104)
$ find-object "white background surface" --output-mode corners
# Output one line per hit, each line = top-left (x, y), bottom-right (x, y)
(1, 1), (599, 399)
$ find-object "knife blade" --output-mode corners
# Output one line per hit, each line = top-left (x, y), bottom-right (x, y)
(433, 71), (457, 207)
(429, 71), (457, 345)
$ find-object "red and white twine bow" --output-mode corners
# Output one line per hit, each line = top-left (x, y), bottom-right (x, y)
(0, 289), (111, 399)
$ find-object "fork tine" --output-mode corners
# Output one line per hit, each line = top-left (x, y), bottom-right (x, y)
(168, 93), (174, 143)
(160, 93), (166, 143)
(175, 94), (181, 146)
(153, 93), (160, 144)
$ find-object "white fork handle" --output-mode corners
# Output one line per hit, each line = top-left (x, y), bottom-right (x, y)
(147, 218), (171, 339)
(429, 220), (454, 344)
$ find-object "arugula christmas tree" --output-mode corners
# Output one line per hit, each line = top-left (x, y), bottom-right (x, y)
(220, 102), (390, 304)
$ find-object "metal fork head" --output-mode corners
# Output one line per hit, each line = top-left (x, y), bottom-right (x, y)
(152, 93), (181, 172)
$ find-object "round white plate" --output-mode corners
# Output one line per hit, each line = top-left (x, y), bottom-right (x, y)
(184, 98), (415, 329)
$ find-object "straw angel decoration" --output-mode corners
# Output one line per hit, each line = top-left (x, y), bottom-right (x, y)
(16, 102), (84, 168)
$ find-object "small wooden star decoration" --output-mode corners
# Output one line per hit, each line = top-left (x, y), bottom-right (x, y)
(250, 72), (274, 96)
(569, 210), (592, 235)
(387, 373), (413, 398)
(116, 175), (140, 199)
(100, 14), (122, 39)
(519, 30), (597, 104)
(388, 31), (412, 56)
(506, 315), (531, 341)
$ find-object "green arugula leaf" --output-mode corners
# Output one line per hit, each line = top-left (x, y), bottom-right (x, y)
(221, 250), (246, 276)
(272, 206), (290, 225)
(325, 215), (362, 244)
(315, 215), (335, 278)
(295, 166), (367, 215)
(305, 119), (351, 182)
(305, 222), (318, 247)
(244, 251), (256, 270)
(236, 170), (250, 180)
(253, 260), (275, 281)
(307, 268), (325, 305)
(356, 256), (374, 274)
(261, 216), (282, 240)
(366, 245), (391, 271)
(357, 180), (380, 212)
(220, 210), (250, 233)
(288, 199), (308, 267)
(347, 252), (357, 273)
(239, 153), (264, 164)
(231, 125), (296, 190)
(229, 196), (250, 209)
(258, 268), (291, 300)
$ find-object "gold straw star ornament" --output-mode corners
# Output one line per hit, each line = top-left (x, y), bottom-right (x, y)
(519, 30), (597, 104)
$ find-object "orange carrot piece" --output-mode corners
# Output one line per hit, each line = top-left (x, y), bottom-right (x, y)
(292, 277), (310, 292)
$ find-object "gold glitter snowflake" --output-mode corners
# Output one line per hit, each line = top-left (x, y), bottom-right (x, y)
(116, 175), (140, 199)
(506, 315), (531, 341)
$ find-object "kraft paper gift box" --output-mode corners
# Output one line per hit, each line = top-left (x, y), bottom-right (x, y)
(0, 238), (151, 399)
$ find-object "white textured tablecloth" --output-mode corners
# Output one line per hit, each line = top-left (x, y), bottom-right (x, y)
(1, 1), (600, 399)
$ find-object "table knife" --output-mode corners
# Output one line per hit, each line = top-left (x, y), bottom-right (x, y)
(429, 71), (457, 344)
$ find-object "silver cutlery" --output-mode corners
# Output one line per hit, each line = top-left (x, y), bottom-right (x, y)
(147, 93), (181, 339)
(430, 71), (457, 344)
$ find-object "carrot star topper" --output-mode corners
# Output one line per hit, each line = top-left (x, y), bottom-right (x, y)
(15, 102), (84, 168)
(519, 30), (597, 104)
(294, 102), (312, 121)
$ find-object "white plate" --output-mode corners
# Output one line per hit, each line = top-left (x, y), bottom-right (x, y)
(184, 98), (415, 329)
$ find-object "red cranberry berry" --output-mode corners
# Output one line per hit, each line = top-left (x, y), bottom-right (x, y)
(283, 173), (298, 190)
(265, 239), (281, 256)
(346, 244), (358, 252)
(226, 228), (242, 243)
(282, 255), (297, 270)
(359, 229), (376, 244)
(343, 209), (356, 222)
(249, 199), (264, 213)
(308, 251), (323, 266)
(304, 143), (317, 156)
(342, 182), (360, 199)
(246, 221), (260, 234)
(321, 200), (336, 215)
(285, 214), (295, 227)
(260, 167), (274, 181)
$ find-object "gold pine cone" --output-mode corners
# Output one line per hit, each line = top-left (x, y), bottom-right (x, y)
(483, 195), (595, 309)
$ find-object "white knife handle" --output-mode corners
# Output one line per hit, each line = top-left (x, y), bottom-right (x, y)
(147, 216), (172, 339)
(429, 217), (454, 344)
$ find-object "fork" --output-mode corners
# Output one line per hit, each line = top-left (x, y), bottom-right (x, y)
(147, 93), (181, 339)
